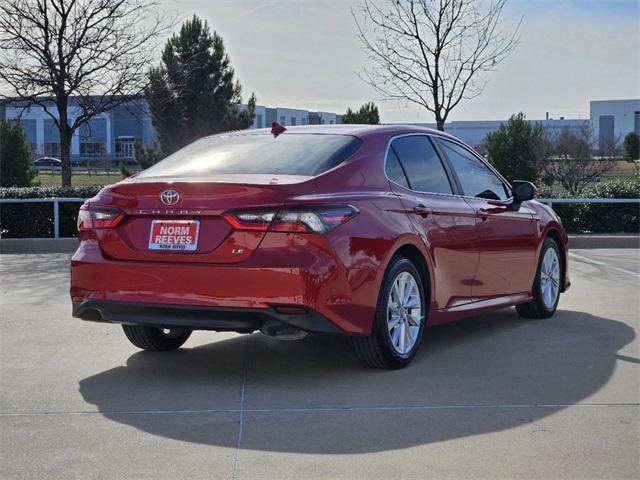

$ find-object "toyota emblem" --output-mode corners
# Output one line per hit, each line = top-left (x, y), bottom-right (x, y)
(160, 189), (180, 206)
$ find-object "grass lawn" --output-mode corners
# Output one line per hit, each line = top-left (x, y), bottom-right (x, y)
(33, 172), (124, 186)
(602, 160), (638, 179)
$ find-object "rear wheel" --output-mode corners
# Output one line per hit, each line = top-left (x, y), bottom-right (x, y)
(353, 256), (426, 369)
(516, 236), (562, 319)
(122, 325), (192, 351)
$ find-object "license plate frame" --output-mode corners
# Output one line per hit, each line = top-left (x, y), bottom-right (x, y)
(148, 219), (200, 252)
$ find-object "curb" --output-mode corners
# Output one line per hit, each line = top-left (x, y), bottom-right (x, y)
(568, 235), (639, 249)
(0, 238), (79, 254)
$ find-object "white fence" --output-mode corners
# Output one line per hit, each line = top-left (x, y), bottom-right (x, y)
(0, 197), (639, 239)
(537, 198), (640, 210)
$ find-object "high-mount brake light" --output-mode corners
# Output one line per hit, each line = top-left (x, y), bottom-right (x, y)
(223, 205), (358, 234)
(77, 204), (125, 231)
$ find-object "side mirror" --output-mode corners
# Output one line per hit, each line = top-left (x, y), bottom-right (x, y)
(512, 181), (537, 203)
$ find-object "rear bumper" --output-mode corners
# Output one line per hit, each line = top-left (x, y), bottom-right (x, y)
(72, 299), (342, 333)
(70, 240), (379, 335)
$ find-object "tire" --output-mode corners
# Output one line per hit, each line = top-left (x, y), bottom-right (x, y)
(353, 256), (427, 369)
(122, 325), (192, 351)
(516, 236), (562, 319)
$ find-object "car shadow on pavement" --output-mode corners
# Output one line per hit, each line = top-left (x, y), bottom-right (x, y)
(78, 308), (635, 453)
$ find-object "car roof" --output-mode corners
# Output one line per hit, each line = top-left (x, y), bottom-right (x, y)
(213, 124), (460, 141)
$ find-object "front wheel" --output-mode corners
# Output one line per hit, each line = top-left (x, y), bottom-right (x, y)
(122, 325), (192, 351)
(516, 236), (562, 319)
(353, 256), (426, 369)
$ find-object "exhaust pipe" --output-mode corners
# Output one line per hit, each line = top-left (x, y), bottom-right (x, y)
(260, 320), (308, 341)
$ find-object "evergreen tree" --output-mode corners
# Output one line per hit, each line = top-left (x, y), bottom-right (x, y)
(0, 120), (34, 187)
(146, 16), (256, 155)
(623, 132), (639, 160)
(342, 102), (380, 124)
(485, 113), (546, 182)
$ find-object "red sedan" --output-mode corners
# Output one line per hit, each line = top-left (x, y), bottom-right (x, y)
(71, 124), (569, 368)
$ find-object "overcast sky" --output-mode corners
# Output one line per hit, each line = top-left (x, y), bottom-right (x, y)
(162, 0), (640, 123)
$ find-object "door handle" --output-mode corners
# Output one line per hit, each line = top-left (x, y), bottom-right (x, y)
(412, 205), (432, 217)
(477, 208), (490, 221)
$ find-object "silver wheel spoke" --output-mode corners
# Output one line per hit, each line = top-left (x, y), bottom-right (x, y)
(405, 295), (420, 308)
(390, 326), (401, 347)
(396, 277), (405, 307)
(407, 311), (421, 326)
(388, 314), (402, 330)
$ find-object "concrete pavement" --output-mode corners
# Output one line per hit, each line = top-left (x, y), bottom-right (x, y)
(1, 250), (638, 479)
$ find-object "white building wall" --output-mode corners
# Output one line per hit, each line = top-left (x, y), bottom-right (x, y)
(275, 107), (309, 127)
(6, 105), (80, 156)
(5, 102), (155, 158)
(317, 111), (339, 125)
(590, 99), (640, 148)
(251, 105), (267, 129)
(403, 118), (588, 150)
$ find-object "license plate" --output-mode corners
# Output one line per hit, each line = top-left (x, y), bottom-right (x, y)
(148, 220), (200, 251)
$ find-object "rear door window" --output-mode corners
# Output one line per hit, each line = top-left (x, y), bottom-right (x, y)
(388, 136), (452, 194)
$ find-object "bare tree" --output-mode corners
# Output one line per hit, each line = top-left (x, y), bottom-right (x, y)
(0, 0), (170, 186)
(542, 123), (619, 195)
(353, 0), (519, 130)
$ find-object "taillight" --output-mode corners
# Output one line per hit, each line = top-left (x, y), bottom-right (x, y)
(222, 211), (276, 231)
(223, 205), (358, 234)
(77, 204), (124, 231)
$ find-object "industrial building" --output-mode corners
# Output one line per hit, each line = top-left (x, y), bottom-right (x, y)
(0, 98), (342, 161)
(405, 99), (640, 151)
(1, 97), (637, 160)
(0, 98), (156, 162)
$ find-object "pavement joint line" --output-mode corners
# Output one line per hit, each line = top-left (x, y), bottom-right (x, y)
(1, 403), (638, 417)
(569, 252), (640, 277)
(232, 335), (249, 480)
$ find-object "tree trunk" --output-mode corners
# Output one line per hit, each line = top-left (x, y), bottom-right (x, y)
(436, 118), (445, 131)
(59, 126), (73, 187)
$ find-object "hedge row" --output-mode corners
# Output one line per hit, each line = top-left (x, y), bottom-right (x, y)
(537, 179), (639, 233)
(0, 181), (638, 238)
(0, 186), (102, 238)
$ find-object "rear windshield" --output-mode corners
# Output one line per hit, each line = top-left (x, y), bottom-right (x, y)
(137, 133), (362, 178)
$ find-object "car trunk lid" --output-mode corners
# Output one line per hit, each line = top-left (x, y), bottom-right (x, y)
(90, 175), (313, 263)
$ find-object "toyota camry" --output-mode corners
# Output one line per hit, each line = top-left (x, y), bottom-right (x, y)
(71, 124), (569, 368)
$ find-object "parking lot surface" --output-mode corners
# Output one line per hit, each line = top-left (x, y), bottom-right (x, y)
(1, 249), (638, 479)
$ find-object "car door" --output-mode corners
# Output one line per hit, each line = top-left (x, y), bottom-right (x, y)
(385, 134), (479, 311)
(435, 138), (538, 299)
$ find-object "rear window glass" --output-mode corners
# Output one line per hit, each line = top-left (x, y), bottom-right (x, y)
(137, 134), (361, 177)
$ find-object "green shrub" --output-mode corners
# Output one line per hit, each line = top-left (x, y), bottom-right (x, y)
(537, 184), (587, 233)
(538, 179), (639, 233)
(1, 180), (638, 238)
(581, 179), (639, 233)
(0, 186), (102, 238)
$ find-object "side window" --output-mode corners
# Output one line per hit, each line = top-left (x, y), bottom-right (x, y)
(389, 136), (452, 194)
(385, 148), (410, 188)
(438, 139), (509, 201)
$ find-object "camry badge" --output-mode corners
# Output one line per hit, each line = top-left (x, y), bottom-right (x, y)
(160, 189), (180, 206)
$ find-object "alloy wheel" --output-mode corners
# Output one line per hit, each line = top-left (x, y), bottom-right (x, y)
(540, 247), (560, 309)
(387, 271), (422, 355)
